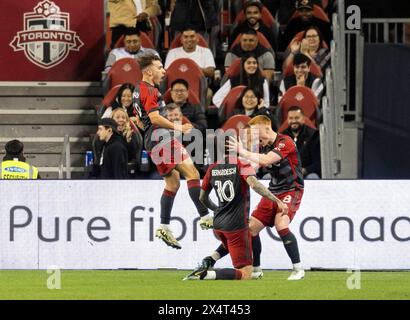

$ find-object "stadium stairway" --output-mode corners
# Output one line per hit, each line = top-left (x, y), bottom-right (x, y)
(0, 82), (101, 178)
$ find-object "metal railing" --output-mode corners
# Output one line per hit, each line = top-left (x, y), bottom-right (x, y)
(362, 18), (410, 44)
(58, 134), (71, 179)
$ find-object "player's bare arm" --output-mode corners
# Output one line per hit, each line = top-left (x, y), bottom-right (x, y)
(199, 189), (218, 212)
(228, 136), (282, 167)
(148, 110), (193, 133)
(246, 176), (288, 216)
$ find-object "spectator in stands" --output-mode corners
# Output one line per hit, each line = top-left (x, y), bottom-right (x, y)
(230, 1), (277, 51)
(169, 0), (219, 41)
(282, 106), (321, 179)
(225, 29), (275, 83)
(169, 79), (208, 134)
(164, 28), (216, 79)
(214, 54), (270, 108)
(279, 53), (324, 101)
(279, 0), (331, 51)
(96, 118), (128, 179)
(111, 108), (142, 164)
(0, 140), (39, 179)
(108, 0), (161, 48)
(104, 28), (159, 73)
(232, 87), (277, 130)
(261, 0), (324, 26)
(102, 83), (135, 119)
(283, 26), (331, 72)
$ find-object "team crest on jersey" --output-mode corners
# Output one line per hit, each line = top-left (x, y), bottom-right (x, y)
(9, 0), (84, 69)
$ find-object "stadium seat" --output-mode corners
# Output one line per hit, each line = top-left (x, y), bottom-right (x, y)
(218, 85), (246, 124)
(162, 58), (208, 111)
(230, 31), (273, 51)
(290, 30), (329, 49)
(278, 86), (319, 126)
(289, 4), (330, 23)
(106, 58), (142, 89)
(278, 116), (317, 133)
(96, 84), (122, 118)
(170, 33), (209, 49)
(283, 59), (323, 78)
(220, 58), (241, 85)
(163, 88), (201, 106)
(221, 114), (251, 135)
(148, 16), (162, 48)
(114, 32), (155, 49)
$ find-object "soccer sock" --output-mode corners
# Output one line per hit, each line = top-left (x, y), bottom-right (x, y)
(160, 189), (176, 225)
(187, 179), (209, 217)
(278, 228), (301, 264)
(251, 235), (262, 267)
(214, 269), (242, 280)
(215, 244), (229, 258)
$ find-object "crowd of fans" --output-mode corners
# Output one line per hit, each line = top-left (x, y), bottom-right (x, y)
(91, 0), (334, 180)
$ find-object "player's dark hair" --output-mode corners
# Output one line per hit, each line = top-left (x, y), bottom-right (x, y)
(138, 54), (162, 70)
(293, 53), (311, 66)
(288, 106), (305, 115)
(171, 78), (189, 90)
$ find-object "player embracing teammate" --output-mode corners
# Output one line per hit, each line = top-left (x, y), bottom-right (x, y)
(186, 115), (305, 281)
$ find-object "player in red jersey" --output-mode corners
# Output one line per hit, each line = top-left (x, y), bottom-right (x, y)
(183, 136), (286, 280)
(132, 54), (212, 249)
(198, 116), (305, 280)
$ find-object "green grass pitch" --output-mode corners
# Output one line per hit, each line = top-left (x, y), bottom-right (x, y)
(0, 270), (409, 300)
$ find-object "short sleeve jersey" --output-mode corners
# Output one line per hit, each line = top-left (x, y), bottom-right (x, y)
(260, 134), (304, 194)
(202, 157), (256, 231)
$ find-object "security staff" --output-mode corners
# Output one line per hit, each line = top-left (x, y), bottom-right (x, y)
(0, 140), (39, 179)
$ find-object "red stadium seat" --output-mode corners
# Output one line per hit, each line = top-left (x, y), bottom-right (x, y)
(163, 88), (201, 106)
(283, 59), (323, 78)
(114, 31), (155, 49)
(221, 115), (251, 135)
(170, 33), (208, 49)
(106, 58), (142, 89)
(278, 117), (317, 133)
(163, 58), (208, 110)
(148, 16), (162, 48)
(321, 0), (329, 11)
(95, 84), (122, 117)
(289, 4), (330, 23)
(230, 31), (272, 51)
(278, 86), (319, 126)
(182, 116), (191, 125)
(218, 85), (246, 124)
(235, 4), (277, 29)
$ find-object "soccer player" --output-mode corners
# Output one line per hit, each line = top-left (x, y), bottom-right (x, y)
(199, 115), (306, 280)
(132, 54), (212, 249)
(183, 135), (287, 280)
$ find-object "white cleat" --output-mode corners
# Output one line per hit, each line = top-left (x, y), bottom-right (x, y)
(251, 270), (264, 280)
(287, 269), (305, 281)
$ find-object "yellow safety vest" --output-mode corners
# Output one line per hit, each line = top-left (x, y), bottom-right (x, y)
(0, 160), (38, 179)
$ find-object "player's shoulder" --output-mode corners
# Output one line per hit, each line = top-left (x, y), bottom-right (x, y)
(277, 134), (295, 147)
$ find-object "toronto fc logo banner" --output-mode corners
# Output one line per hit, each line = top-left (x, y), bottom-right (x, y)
(9, 0), (83, 69)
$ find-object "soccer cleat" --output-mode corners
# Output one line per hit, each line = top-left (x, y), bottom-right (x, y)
(287, 268), (305, 281)
(155, 227), (182, 249)
(201, 256), (216, 270)
(199, 217), (213, 230)
(251, 270), (264, 280)
(182, 264), (208, 281)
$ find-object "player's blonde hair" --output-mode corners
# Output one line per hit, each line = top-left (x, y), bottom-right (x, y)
(248, 115), (271, 126)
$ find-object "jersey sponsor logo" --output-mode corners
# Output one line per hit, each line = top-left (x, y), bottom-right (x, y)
(9, 0), (84, 69)
(4, 166), (27, 173)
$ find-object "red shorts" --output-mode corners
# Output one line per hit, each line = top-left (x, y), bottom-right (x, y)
(148, 139), (189, 176)
(214, 228), (252, 269)
(251, 189), (304, 227)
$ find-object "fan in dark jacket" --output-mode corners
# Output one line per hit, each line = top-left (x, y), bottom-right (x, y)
(97, 118), (128, 179)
